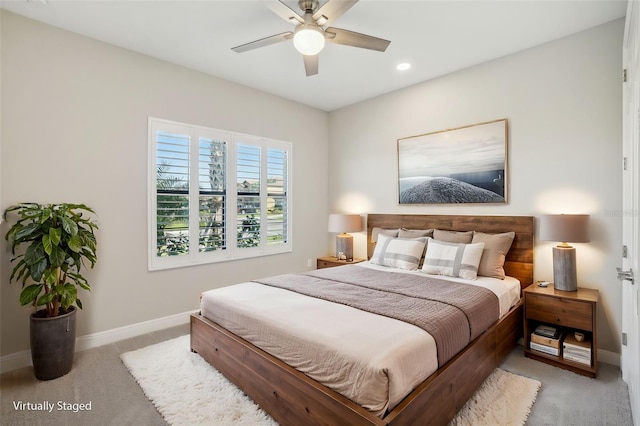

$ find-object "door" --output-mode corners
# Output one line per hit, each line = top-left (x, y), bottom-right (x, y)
(622, 1), (640, 424)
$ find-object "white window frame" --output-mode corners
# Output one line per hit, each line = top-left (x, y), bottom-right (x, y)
(148, 117), (292, 271)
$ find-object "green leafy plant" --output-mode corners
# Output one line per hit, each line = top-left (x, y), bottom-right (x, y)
(4, 203), (98, 317)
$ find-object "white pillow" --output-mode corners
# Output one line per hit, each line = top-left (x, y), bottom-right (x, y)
(370, 234), (428, 271)
(422, 239), (485, 280)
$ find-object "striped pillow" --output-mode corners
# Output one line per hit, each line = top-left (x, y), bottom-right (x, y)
(370, 234), (428, 271)
(422, 239), (485, 280)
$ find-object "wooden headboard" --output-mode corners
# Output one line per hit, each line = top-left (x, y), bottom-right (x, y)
(366, 214), (534, 289)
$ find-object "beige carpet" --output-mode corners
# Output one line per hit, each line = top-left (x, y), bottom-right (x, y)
(121, 335), (540, 426)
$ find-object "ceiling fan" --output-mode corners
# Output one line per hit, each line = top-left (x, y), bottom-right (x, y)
(231, 0), (391, 77)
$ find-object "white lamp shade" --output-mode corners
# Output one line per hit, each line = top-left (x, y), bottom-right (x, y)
(328, 214), (362, 233)
(293, 26), (325, 55)
(539, 214), (590, 243)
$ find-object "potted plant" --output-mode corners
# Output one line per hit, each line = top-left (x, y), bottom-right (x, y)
(4, 203), (98, 380)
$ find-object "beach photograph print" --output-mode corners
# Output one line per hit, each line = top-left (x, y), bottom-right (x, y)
(398, 119), (508, 204)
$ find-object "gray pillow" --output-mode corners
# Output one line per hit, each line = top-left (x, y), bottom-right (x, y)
(471, 231), (515, 279)
(433, 229), (473, 244)
(371, 227), (399, 243)
(398, 228), (434, 239)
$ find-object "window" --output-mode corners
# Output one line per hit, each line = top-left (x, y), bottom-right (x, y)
(148, 118), (292, 270)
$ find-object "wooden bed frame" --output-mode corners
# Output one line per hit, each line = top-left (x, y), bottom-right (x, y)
(190, 214), (534, 426)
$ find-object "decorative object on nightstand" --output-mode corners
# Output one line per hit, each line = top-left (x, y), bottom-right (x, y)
(328, 214), (362, 261)
(539, 214), (590, 291)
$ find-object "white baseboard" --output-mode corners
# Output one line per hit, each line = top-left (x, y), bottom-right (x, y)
(74, 309), (195, 352)
(0, 349), (33, 375)
(598, 348), (621, 367)
(0, 310), (195, 374)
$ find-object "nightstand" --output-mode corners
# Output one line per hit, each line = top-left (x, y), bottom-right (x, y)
(523, 284), (599, 377)
(316, 256), (366, 269)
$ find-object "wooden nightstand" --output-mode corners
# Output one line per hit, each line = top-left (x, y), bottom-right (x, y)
(523, 284), (599, 377)
(316, 256), (366, 269)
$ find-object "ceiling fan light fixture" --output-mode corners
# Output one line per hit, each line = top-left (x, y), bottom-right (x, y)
(293, 25), (325, 56)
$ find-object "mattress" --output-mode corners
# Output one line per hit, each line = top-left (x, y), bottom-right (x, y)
(199, 262), (520, 417)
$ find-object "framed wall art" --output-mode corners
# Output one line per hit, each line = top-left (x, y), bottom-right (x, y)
(397, 118), (508, 204)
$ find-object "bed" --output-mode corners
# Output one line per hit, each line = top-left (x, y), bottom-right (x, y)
(190, 214), (534, 425)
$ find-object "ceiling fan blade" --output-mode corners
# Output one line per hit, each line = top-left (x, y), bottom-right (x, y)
(231, 32), (294, 53)
(303, 54), (319, 76)
(325, 27), (390, 52)
(267, 0), (304, 24)
(314, 0), (358, 27)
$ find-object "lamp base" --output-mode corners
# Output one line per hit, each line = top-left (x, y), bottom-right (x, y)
(336, 234), (354, 261)
(552, 245), (577, 291)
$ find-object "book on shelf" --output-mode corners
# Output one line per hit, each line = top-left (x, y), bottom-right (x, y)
(563, 352), (591, 365)
(562, 333), (592, 365)
(563, 333), (591, 352)
(534, 324), (560, 339)
(531, 331), (563, 348)
(530, 341), (560, 356)
(564, 346), (591, 358)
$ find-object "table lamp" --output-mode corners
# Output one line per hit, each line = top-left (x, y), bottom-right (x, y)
(328, 214), (362, 261)
(539, 214), (590, 291)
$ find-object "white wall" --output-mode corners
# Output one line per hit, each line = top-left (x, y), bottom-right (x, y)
(328, 19), (624, 354)
(0, 11), (329, 356)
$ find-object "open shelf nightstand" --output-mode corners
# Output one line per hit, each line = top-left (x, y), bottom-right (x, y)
(523, 284), (599, 377)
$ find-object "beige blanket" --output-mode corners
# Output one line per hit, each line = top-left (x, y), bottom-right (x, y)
(255, 265), (499, 366)
(201, 265), (513, 416)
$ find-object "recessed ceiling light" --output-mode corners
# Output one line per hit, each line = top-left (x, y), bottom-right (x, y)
(396, 63), (411, 71)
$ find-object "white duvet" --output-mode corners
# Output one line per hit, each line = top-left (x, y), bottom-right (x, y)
(199, 262), (520, 417)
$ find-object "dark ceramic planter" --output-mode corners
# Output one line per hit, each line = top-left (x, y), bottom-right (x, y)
(30, 306), (76, 380)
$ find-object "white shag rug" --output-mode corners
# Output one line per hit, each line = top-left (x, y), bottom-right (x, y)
(451, 366), (541, 425)
(121, 335), (540, 426)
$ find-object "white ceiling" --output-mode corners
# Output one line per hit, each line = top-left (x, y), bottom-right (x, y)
(1, 0), (628, 111)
